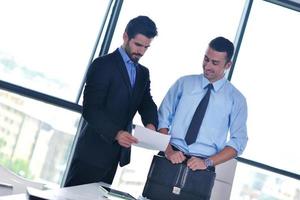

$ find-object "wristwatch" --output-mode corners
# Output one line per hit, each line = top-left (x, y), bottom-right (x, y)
(204, 158), (213, 168)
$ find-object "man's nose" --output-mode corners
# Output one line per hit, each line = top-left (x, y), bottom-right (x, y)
(204, 62), (212, 69)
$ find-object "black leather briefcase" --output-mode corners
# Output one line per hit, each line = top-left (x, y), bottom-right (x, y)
(142, 155), (216, 200)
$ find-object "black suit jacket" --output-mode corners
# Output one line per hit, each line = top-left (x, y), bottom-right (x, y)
(73, 49), (158, 168)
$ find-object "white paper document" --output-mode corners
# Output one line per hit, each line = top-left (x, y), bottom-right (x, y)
(132, 125), (170, 151)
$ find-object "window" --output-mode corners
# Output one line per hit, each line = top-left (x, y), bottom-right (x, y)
(0, 89), (81, 184)
(0, 0), (111, 102)
(231, 0), (300, 175)
(231, 163), (300, 200)
(0, 0), (112, 186)
(230, 1), (300, 198)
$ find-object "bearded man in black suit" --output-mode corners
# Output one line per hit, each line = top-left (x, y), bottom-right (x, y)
(64, 16), (158, 187)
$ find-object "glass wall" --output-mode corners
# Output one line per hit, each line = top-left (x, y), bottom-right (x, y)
(1, 0), (300, 198)
(231, 0), (300, 174)
(0, 0), (110, 102)
(231, 163), (300, 200)
(0, 0), (112, 186)
(230, 0), (300, 198)
(0, 89), (80, 185)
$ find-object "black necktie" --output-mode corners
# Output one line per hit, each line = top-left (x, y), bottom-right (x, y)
(185, 84), (213, 145)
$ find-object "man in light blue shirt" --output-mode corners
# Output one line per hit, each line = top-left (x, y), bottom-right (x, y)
(158, 36), (248, 171)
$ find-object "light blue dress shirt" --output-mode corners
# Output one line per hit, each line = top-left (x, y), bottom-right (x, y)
(158, 74), (248, 157)
(118, 47), (136, 87)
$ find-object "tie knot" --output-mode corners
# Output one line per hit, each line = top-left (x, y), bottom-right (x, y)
(206, 83), (213, 91)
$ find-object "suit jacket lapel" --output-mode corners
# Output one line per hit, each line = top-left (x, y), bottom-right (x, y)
(132, 65), (144, 99)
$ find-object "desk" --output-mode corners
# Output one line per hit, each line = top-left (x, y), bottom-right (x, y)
(0, 182), (121, 200)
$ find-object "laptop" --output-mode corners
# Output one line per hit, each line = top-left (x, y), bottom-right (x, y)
(99, 185), (137, 200)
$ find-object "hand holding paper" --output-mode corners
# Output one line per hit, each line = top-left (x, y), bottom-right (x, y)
(132, 125), (170, 151)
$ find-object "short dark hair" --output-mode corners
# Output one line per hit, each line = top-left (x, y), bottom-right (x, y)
(125, 16), (158, 40)
(209, 37), (234, 62)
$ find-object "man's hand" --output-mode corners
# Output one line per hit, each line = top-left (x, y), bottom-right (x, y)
(165, 144), (186, 164)
(187, 156), (206, 171)
(146, 123), (156, 131)
(115, 130), (138, 148)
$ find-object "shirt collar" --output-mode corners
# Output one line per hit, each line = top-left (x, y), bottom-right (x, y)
(118, 47), (135, 65)
(201, 75), (227, 92)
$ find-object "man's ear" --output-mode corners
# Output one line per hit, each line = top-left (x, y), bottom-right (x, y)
(225, 61), (232, 70)
(123, 32), (128, 42)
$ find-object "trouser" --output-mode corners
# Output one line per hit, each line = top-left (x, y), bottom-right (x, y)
(64, 158), (118, 187)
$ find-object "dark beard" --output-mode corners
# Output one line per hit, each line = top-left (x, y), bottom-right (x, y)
(124, 44), (141, 63)
(130, 55), (140, 63)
